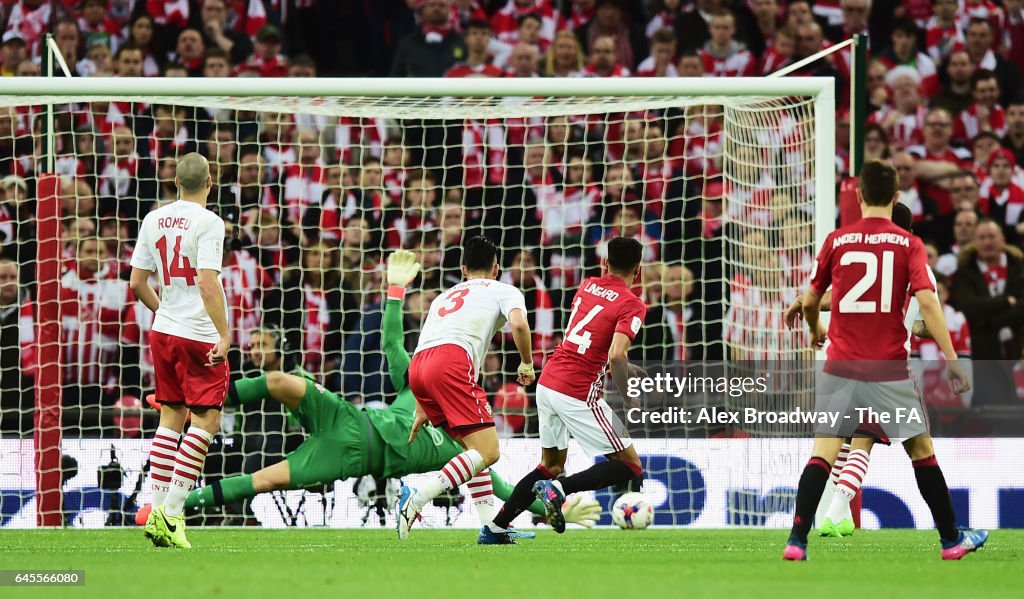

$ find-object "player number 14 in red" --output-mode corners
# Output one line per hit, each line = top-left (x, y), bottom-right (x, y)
(565, 297), (604, 354)
(155, 234), (198, 286)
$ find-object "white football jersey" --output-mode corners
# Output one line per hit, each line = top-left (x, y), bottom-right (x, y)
(415, 278), (527, 375)
(130, 200), (225, 343)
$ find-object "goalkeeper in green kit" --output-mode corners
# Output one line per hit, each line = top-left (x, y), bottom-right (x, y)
(138, 250), (599, 532)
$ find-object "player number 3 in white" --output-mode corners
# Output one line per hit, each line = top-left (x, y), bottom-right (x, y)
(838, 250), (895, 314)
(565, 297), (604, 354)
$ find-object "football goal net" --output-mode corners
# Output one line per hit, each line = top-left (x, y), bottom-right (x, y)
(0, 76), (834, 528)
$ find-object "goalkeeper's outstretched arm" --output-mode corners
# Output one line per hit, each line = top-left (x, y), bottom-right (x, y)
(383, 250), (421, 392)
(383, 296), (411, 393)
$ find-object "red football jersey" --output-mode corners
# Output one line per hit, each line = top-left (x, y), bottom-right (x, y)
(540, 275), (647, 400)
(809, 217), (934, 376)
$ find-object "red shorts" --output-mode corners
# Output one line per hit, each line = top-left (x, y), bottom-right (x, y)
(151, 331), (229, 408)
(408, 344), (493, 437)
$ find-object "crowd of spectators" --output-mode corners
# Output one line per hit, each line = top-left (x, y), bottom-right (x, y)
(1, 0), (1023, 445)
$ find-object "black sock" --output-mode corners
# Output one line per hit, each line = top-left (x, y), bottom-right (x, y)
(789, 457), (831, 544)
(913, 455), (958, 541)
(560, 460), (636, 495)
(491, 466), (550, 530)
(612, 474), (645, 495)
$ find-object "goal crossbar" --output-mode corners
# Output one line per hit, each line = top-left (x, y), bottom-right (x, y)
(0, 76), (836, 98)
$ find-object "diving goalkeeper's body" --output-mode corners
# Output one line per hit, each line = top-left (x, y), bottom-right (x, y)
(140, 250), (598, 529)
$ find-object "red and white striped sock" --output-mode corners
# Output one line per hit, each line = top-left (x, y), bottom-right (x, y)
(826, 448), (869, 523)
(830, 442), (850, 485)
(163, 427), (214, 517)
(147, 426), (181, 509)
(466, 469), (497, 526)
(412, 449), (485, 511)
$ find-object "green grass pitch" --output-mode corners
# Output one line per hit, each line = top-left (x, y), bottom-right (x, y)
(4, 529), (1022, 598)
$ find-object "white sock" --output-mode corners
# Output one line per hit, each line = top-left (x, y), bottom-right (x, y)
(466, 469), (497, 527)
(147, 426), (181, 509)
(412, 449), (485, 511)
(826, 448), (869, 523)
(163, 427), (214, 517)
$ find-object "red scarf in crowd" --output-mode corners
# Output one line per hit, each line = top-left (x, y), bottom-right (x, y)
(979, 253), (1008, 296)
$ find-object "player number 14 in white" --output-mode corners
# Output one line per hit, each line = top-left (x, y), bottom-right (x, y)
(565, 297), (604, 354)
(838, 250), (895, 313)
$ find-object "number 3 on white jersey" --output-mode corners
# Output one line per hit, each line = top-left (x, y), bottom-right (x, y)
(839, 250), (894, 313)
(565, 297), (604, 354)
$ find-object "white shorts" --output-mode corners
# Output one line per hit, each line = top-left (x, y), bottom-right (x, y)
(536, 384), (632, 457)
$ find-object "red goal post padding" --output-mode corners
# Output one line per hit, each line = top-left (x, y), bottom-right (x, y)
(35, 174), (63, 527)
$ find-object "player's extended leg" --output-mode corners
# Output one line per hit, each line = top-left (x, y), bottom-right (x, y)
(465, 457), (599, 528)
(902, 433), (988, 559)
(188, 386), (357, 514)
(186, 459), (292, 510)
(783, 436), (845, 561)
(556, 445), (642, 497)
(821, 438), (869, 537)
(536, 445), (642, 534)
(489, 469), (548, 519)
(229, 371), (307, 411)
(486, 447), (567, 536)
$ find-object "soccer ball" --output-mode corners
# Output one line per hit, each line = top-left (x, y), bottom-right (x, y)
(611, 492), (654, 530)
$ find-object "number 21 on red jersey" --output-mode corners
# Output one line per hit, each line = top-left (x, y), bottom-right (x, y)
(837, 250), (895, 313)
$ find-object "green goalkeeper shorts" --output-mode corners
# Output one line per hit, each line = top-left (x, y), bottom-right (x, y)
(285, 380), (370, 489)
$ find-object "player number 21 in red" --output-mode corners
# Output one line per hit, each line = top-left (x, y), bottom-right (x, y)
(155, 234), (198, 286)
(838, 250), (895, 313)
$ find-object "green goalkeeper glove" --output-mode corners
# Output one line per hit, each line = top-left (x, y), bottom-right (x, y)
(387, 249), (421, 288)
(387, 247), (419, 284)
(562, 496), (602, 528)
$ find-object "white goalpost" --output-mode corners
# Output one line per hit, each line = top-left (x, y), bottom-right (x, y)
(0, 76), (834, 528)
